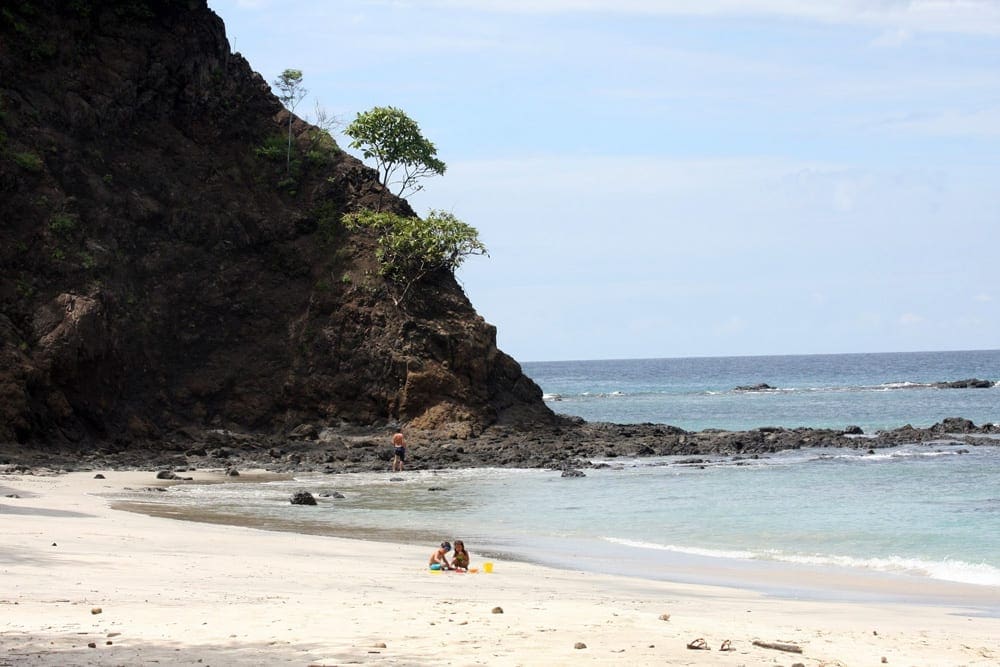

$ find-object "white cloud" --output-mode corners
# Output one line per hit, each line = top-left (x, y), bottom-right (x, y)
(974, 293), (993, 302)
(899, 313), (926, 326)
(714, 316), (750, 336)
(871, 27), (913, 47)
(398, 0), (1000, 35)
(883, 107), (1000, 138)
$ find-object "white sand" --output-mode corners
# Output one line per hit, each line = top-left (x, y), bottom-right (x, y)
(2, 470), (998, 666)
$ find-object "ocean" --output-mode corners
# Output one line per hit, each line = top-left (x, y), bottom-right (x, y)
(116, 350), (1000, 609)
(522, 349), (1000, 432)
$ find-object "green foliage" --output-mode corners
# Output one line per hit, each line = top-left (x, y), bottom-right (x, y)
(68, 0), (94, 18)
(11, 151), (43, 172)
(254, 134), (286, 161)
(1, 8), (28, 35)
(256, 133), (309, 193)
(345, 106), (446, 207)
(15, 276), (35, 299)
(342, 209), (487, 305)
(49, 213), (77, 236)
(114, 1), (154, 20)
(276, 176), (298, 195)
(312, 201), (341, 242)
(273, 68), (307, 175)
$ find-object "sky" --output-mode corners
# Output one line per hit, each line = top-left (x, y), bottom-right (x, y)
(209, 0), (1000, 362)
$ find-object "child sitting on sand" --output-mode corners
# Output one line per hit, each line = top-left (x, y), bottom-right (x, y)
(451, 540), (470, 571)
(429, 541), (452, 570)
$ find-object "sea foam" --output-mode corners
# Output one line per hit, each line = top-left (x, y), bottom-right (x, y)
(602, 537), (1000, 586)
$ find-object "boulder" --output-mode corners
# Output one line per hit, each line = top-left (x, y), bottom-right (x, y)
(289, 491), (317, 506)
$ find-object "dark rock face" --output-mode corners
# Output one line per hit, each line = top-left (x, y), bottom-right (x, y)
(933, 378), (995, 389)
(0, 1), (552, 448)
(289, 491), (317, 506)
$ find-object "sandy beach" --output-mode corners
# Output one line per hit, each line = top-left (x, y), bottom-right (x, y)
(2, 470), (998, 666)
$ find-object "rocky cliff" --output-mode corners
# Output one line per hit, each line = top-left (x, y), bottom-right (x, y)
(0, 0), (553, 448)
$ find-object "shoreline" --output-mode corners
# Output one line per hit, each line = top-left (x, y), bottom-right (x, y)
(106, 472), (1000, 615)
(3, 470), (999, 666)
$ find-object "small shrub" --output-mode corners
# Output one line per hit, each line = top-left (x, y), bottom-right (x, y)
(49, 213), (77, 236)
(11, 151), (43, 172)
(254, 134), (286, 161)
(15, 277), (34, 298)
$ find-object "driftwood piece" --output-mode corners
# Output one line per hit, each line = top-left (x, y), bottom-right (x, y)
(752, 640), (803, 653)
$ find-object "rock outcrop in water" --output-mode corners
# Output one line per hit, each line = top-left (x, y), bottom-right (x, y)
(0, 0), (553, 449)
(933, 378), (995, 389)
(4, 416), (997, 474)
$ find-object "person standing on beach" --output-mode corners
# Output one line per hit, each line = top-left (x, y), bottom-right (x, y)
(391, 432), (406, 472)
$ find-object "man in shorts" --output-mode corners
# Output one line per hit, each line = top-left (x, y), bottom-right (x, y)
(391, 432), (406, 472)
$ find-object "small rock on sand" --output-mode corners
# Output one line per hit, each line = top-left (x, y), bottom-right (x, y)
(91, 607), (102, 615)
(574, 642), (587, 649)
(492, 606), (503, 614)
(658, 613), (670, 621)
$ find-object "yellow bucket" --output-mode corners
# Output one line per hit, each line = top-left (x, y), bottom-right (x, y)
(483, 561), (494, 573)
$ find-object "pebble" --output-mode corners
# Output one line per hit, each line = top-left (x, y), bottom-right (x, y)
(574, 642), (587, 649)
(492, 606), (503, 614)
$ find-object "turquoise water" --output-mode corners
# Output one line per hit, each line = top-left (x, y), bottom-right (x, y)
(116, 351), (1000, 607)
(523, 349), (1000, 431)
(120, 443), (1000, 603)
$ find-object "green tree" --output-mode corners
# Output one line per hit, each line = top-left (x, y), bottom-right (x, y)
(343, 209), (487, 305)
(273, 68), (307, 174)
(345, 106), (446, 209)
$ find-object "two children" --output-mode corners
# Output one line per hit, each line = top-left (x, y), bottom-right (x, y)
(428, 540), (470, 571)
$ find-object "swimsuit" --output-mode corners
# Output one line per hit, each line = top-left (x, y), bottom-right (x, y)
(394, 446), (406, 462)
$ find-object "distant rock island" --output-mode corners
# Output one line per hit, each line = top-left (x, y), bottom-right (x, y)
(933, 378), (995, 389)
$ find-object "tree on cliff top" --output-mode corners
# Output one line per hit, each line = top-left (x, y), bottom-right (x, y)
(345, 106), (446, 209)
(273, 68), (307, 174)
(343, 209), (487, 306)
